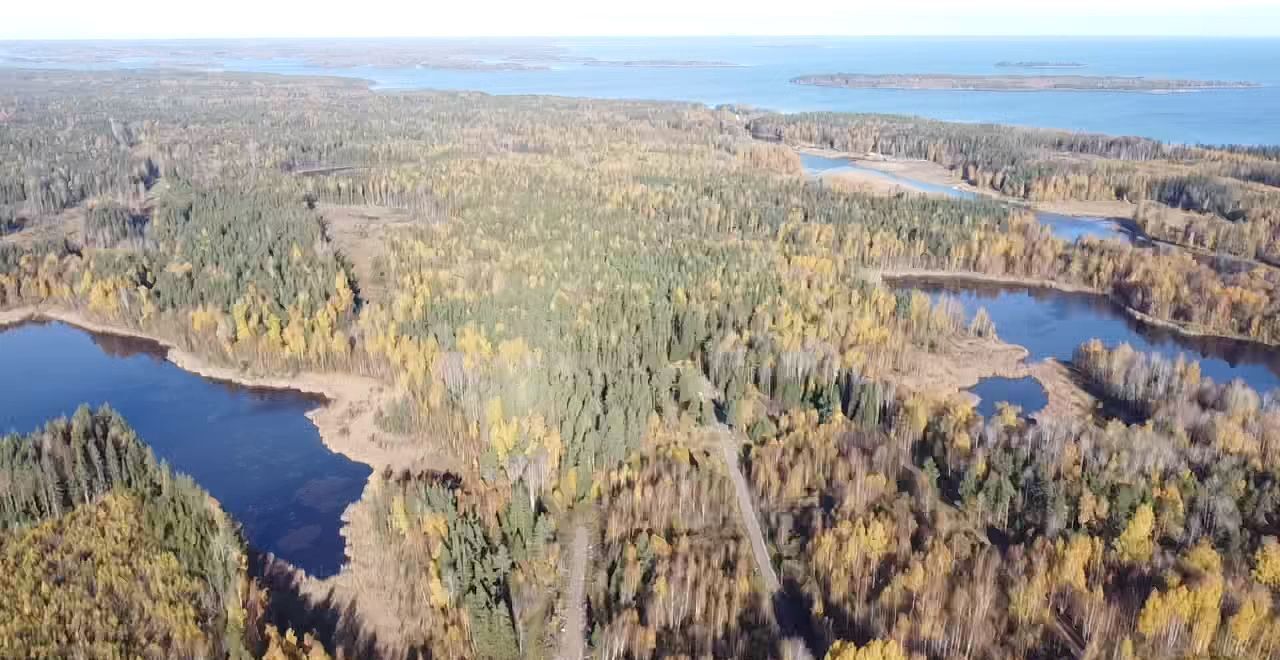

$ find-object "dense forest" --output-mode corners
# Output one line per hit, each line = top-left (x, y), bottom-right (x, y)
(2, 68), (1280, 659)
(750, 112), (1280, 265)
(0, 407), (332, 659)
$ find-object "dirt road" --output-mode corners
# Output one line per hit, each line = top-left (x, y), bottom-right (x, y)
(718, 430), (780, 595)
(558, 524), (590, 660)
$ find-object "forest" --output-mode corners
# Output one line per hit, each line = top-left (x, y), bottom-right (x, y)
(750, 111), (1280, 266)
(0, 407), (333, 659)
(0, 67), (1279, 659)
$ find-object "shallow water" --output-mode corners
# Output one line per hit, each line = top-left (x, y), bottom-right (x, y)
(1034, 212), (1135, 243)
(800, 152), (1131, 242)
(0, 321), (371, 577)
(800, 153), (981, 199)
(896, 280), (1280, 398)
(969, 376), (1049, 418)
(14, 37), (1271, 145)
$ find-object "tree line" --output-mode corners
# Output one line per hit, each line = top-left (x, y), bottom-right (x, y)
(0, 406), (337, 659)
(749, 111), (1280, 264)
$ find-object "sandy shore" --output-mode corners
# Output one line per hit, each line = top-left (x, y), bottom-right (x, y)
(0, 305), (453, 474)
(3, 303), (471, 648)
(798, 147), (941, 196)
(1032, 198), (1138, 218)
(892, 334), (1028, 400)
(822, 170), (929, 196)
(1027, 359), (1098, 421)
(797, 146), (1144, 221)
(876, 268), (1098, 294)
(888, 324), (1095, 423)
(799, 146), (984, 194)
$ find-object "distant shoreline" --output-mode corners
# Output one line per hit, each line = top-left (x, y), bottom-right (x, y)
(995, 61), (1087, 69)
(791, 72), (1260, 93)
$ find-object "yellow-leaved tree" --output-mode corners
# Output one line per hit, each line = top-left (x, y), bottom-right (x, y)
(826, 638), (909, 660)
(1255, 537), (1280, 589)
(1113, 503), (1155, 564)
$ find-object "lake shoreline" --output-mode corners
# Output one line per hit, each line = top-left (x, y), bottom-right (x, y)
(0, 305), (429, 477)
(796, 145), (1146, 221)
(0, 305), (437, 588)
(872, 303), (1092, 423)
(0, 307), (461, 654)
(0, 305), (395, 581)
(878, 268), (1280, 348)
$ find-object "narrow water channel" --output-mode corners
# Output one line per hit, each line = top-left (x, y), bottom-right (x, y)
(797, 152), (1249, 417)
(0, 321), (371, 578)
(800, 152), (1137, 243)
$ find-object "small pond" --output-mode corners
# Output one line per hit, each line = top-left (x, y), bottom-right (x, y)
(969, 376), (1049, 418)
(0, 321), (371, 578)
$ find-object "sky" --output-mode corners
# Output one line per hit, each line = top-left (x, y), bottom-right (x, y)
(5, 0), (1280, 40)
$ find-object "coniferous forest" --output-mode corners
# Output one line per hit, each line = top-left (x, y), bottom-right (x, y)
(2, 67), (1280, 660)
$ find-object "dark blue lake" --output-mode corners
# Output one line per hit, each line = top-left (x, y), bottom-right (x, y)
(0, 321), (370, 578)
(970, 376), (1048, 418)
(68, 36), (1279, 145)
(895, 280), (1280, 400)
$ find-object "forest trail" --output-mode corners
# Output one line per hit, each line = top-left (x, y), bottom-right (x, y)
(558, 524), (590, 660)
(718, 430), (781, 595)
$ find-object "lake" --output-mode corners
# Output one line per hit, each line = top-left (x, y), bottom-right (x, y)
(892, 279), (1280, 415)
(26, 37), (1272, 145)
(0, 321), (371, 578)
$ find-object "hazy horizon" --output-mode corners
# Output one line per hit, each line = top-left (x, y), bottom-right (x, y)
(5, 35), (1280, 42)
(7, 0), (1280, 40)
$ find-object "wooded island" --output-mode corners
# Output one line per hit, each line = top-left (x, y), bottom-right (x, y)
(792, 72), (1260, 92)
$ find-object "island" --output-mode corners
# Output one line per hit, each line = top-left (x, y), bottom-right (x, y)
(995, 60), (1087, 69)
(791, 72), (1260, 92)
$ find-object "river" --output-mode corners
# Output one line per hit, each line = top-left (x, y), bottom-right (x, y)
(803, 152), (1280, 419)
(799, 152), (1137, 243)
(0, 321), (370, 578)
(798, 152), (1220, 417)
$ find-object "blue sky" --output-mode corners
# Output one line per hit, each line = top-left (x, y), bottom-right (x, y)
(6, 0), (1280, 39)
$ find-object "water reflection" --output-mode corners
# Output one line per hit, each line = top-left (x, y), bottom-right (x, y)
(800, 153), (979, 200)
(895, 279), (1280, 395)
(969, 376), (1048, 418)
(0, 321), (370, 578)
(800, 152), (1135, 243)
